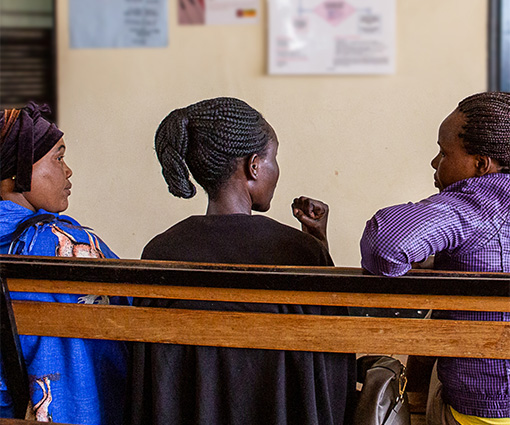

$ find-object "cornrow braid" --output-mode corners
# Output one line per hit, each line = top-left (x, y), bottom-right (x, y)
(457, 92), (510, 173)
(155, 97), (271, 199)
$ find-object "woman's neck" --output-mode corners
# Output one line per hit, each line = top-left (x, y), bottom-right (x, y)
(206, 184), (253, 216)
(0, 179), (36, 211)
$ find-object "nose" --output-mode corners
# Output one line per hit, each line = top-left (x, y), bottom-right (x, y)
(64, 161), (73, 178)
(431, 153), (440, 170)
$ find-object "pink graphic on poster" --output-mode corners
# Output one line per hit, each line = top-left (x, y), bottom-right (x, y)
(315, 1), (355, 26)
(269, 0), (395, 75)
(178, 0), (205, 25)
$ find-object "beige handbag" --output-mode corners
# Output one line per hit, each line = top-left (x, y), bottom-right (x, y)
(353, 355), (411, 425)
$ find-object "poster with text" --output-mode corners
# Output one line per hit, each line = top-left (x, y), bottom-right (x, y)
(269, 0), (395, 75)
(70, 0), (168, 48)
(178, 0), (259, 25)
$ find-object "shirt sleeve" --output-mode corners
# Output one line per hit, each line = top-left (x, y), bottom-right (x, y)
(360, 195), (475, 276)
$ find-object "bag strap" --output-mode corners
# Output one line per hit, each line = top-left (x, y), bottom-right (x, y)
(0, 277), (30, 418)
(10, 213), (57, 243)
(382, 363), (408, 425)
(382, 397), (404, 425)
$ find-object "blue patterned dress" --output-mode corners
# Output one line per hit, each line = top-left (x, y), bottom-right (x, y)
(0, 200), (128, 424)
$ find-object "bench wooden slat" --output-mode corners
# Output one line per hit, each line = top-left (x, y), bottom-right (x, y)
(8, 278), (510, 312)
(2, 255), (509, 297)
(12, 301), (510, 359)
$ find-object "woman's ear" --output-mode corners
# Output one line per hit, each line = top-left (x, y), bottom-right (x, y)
(247, 153), (260, 180)
(475, 155), (499, 176)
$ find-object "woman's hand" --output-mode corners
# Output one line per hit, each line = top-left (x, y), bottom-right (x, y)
(292, 196), (329, 250)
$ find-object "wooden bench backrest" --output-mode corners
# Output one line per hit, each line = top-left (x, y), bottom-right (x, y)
(1, 255), (509, 359)
(1, 254), (509, 421)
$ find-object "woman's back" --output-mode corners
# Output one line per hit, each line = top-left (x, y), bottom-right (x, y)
(131, 214), (355, 425)
(142, 214), (332, 266)
(128, 97), (356, 425)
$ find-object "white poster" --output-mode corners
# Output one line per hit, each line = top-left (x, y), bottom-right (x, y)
(70, 0), (168, 48)
(269, 0), (395, 75)
(178, 0), (259, 25)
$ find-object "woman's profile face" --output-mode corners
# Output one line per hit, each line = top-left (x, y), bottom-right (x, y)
(23, 138), (73, 212)
(252, 135), (280, 212)
(430, 109), (478, 191)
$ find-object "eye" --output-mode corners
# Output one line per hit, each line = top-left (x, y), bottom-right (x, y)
(57, 155), (65, 162)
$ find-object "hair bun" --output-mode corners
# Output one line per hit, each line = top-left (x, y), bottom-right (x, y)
(155, 97), (271, 199)
(155, 108), (197, 198)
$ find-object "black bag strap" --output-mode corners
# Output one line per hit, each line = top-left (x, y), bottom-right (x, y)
(10, 213), (57, 243)
(0, 276), (30, 418)
(383, 396), (405, 425)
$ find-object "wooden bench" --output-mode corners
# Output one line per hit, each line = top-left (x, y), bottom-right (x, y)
(1, 254), (509, 424)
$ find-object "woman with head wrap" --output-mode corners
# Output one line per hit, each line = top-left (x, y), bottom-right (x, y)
(0, 102), (128, 424)
(127, 97), (356, 425)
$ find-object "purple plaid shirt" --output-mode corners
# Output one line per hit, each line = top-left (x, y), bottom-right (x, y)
(360, 173), (510, 418)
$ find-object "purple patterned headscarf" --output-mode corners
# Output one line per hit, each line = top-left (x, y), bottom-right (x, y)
(0, 102), (63, 192)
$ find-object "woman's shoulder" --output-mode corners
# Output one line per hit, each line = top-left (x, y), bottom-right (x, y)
(250, 215), (334, 265)
(251, 215), (318, 239)
(142, 214), (333, 266)
(141, 216), (199, 258)
(9, 211), (117, 258)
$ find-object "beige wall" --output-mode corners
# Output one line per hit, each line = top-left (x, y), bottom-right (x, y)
(57, 0), (488, 265)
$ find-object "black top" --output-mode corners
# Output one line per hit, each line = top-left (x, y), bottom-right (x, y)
(128, 214), (356, 425)
(142, 214), (333, 266)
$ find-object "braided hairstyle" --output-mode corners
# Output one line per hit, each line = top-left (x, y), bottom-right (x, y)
(155, 97), (272, 199)
(457, 92), (510, 173)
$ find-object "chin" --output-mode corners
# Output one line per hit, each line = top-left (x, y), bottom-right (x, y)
(48, 202), (68, 214)
(253, 203), (271, 213)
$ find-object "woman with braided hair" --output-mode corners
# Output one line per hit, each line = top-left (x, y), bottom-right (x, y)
(0, 102), (128, 424)
(357, 92), (510, 424)
(128, 97), (356, 425)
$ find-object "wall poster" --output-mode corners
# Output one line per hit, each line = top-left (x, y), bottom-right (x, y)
(268, 0), (396, 75)
(69, 0), (168, 48)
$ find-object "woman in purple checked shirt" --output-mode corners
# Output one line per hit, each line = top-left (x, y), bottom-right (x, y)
(359, 92), (510, 425)
(295, 92), (510, 425)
